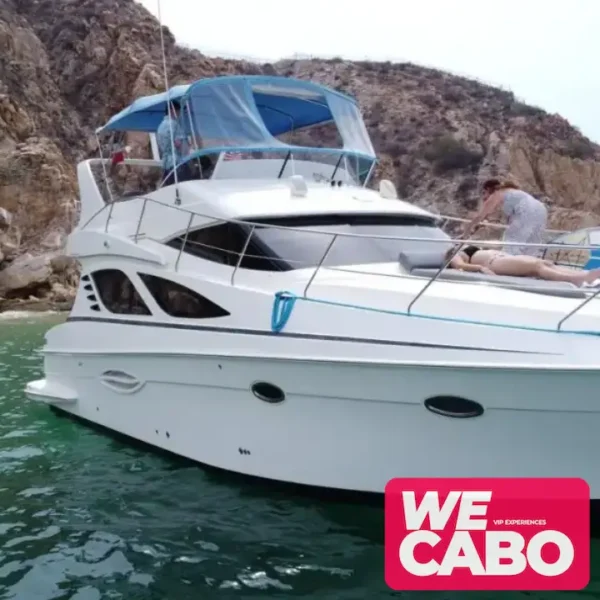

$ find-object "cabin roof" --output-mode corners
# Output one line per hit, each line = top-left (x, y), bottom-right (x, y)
(175, 179), (434, 222)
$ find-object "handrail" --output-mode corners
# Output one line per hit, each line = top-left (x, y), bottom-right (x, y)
(557, 286), (600, 331)
(231, 224), (256, 286)
(104, 201), (115, 233)
(437, 213), (568, 237)
(175, 212), (194, 271)
(84, 156), (570, 236)
(302, 233), (338, 298)
(90, 194), (594, 249)
(81, 193), (600, 334)
(133, 197), (148, 242)
(89, 157), (162, 167)
(152, 231), (593, 294)
(406, 242), (467, 315)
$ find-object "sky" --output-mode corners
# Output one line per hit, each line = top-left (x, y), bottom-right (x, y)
(137, 0), (600, 143)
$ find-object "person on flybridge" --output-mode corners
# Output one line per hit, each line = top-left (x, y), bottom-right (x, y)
(156, 99), (191, 186)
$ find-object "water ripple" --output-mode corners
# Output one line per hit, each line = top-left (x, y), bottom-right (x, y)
(0, 315), (596, 599)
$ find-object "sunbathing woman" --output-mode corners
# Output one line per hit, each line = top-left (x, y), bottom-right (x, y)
(446, 245), (600, 287)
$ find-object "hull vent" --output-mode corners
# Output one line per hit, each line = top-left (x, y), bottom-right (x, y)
(99, 370), (144, 394)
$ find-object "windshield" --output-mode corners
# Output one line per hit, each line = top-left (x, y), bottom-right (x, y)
(184, 77), (376, 158)
(247, 216), (452, 270)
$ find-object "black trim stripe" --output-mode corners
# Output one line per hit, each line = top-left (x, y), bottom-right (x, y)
(65, 316), (558, 356)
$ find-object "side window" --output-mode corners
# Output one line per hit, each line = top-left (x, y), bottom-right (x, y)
(91, 269), (152, 315)
(138, 273), (230, 319)
(167, 223), (247, 265)
(167, 223), (285, 271)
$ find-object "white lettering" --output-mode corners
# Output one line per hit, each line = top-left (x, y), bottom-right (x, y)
(398, 530), (575, 576)
(527, 530), (574, 577)
(398, 531), (441, 576)
(504, 519), (547, 526)
(455, 491), (491, 530)
(398, 489), (574, 578)
(437, 531), (485, 575)
(485, 531), (527, 575)
(402, 491), (462, 531)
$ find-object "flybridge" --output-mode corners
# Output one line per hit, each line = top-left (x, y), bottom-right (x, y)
(95, 74), (378, 186)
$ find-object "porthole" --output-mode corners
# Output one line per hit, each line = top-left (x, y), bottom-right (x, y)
(424, 396), (484, 418)
(251, 381), (285, 404)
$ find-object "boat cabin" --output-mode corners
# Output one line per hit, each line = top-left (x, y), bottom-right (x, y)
(79, 75), (590, 302)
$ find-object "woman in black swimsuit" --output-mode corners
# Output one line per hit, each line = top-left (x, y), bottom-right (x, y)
(446, 245), (600, 287)
(444, 246), (495, 275)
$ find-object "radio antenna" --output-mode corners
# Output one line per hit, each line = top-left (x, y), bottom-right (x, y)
(156, 0), (180, 204)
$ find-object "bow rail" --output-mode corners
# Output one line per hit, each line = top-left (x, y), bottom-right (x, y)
(80, 190), (600, 334)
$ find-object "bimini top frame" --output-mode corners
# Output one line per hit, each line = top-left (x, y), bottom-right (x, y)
(96, 75), (377, 167)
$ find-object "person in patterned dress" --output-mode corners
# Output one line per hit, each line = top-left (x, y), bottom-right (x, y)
(463, 178), (548, 257)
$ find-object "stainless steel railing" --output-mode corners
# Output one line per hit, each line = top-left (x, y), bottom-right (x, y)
(436, 213), (568, 239)
(85, 158), (570, 238)
(80, 184), (600, 333)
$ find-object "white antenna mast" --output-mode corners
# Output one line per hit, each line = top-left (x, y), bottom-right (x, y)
(156, 0), (180, 205)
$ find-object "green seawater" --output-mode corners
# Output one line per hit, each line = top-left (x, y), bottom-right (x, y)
(0, 314), (598, 599)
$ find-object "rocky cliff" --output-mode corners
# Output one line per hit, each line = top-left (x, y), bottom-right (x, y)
(1, 0), (599, 310)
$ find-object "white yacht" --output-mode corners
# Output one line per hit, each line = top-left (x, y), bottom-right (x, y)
(25, 75), (600, 507)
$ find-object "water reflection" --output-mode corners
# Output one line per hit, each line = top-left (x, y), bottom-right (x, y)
(0, 315), (389, 599)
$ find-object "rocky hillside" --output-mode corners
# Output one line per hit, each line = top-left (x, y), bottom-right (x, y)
(1, 0), (600, 309)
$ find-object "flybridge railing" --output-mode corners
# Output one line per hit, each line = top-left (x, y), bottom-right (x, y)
(89, 158), (163, 205)
(87, 156), (570, 238)
(436, 214), (569, 240)
(82, 195), (600, 334)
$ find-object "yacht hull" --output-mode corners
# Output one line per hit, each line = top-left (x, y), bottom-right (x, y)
(27, 339), (600, 499)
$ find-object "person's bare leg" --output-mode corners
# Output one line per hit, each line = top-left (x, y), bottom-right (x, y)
(553, 265), (598, 277)
(543, 260), (591, 275)
(581, 267), (600, 284)
(486, 256), (600, 285)
(535, 264), (600, 286)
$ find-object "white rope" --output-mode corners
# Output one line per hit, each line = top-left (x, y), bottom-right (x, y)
(156, 0), (180, 201)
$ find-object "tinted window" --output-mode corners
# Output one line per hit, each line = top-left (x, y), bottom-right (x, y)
(168, 214), (451, 271)
(167, 222), (247, 266)
(167, 222), (282, 271)
(91, 269), (151, 315)
(248, 215), (451, 270)
(138, 273), (230, 319)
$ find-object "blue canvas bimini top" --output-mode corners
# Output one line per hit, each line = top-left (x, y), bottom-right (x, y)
(97, 75), (377, 161)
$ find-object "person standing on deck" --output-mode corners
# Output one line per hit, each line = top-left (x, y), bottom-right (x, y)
(462, 178), (549, 256)
(156, 99), (190, 186)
